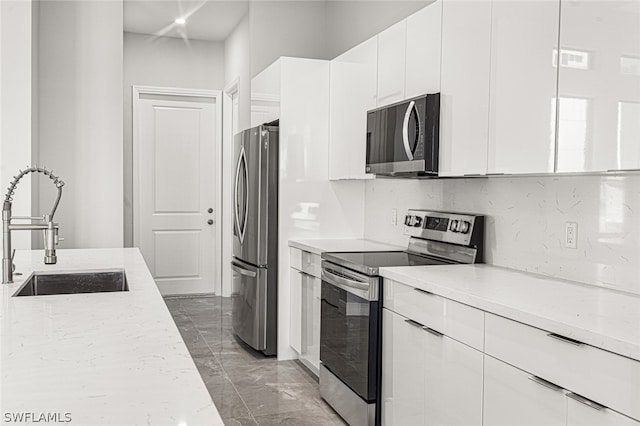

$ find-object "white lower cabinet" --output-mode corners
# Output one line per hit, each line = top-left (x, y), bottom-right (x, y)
(483, 355), (566, 426)
(299, 274), (321, 374)
(382, 308), (482, 426)
(289, 248), (322, 376)
(382, 308), (425, 426)
(382, 279), (640, 426)
(289, 269), (302, 353)
(567, 395), (640, 426)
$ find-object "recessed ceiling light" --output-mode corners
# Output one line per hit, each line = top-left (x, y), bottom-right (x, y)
(175, 17), (186, 25)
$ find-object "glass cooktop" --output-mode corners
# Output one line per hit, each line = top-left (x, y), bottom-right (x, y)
(321, 251), (452, 276)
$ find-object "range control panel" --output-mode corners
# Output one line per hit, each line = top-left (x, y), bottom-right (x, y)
(404, 210), (484, 247)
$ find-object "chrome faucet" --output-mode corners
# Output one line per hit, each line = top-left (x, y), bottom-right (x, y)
(2, 166), (65, 284)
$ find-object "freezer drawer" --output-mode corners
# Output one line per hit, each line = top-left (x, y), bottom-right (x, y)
(231, 259), (268, 351)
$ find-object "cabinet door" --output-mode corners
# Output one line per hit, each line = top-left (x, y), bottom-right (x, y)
(556, 1), (640, 172)
(382, 309), (426, 426)
(483, 355), (566, 426)
(329, 36), (377, 180)
(290, 269), (302, 353)
(377, 20), (407, 107)
(487, 0), (559, 174)
(439, 0), (492, 177)
(300, 275), (321, 374)
(424, 331), (483, 426)
(405, 1), (442, 99)
(567, 395), (640, 426)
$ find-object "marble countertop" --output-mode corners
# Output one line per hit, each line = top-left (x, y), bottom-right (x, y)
(0, 248), (223, 425)
(380, 264), (640, 362)
(288, 238), (404, 255)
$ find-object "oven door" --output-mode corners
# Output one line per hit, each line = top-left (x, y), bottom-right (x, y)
(320, 261), (380, 402)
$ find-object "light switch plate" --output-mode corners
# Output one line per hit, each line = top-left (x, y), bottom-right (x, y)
(565, 222), (578, 249)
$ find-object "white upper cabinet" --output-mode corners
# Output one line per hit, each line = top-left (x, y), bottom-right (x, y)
(329, 36), (378, 180)
(377, 20), (407, 107)
(556, 0), (640, 172)
(405, 1), (442, 99)
(487, 0), (560, 175)
(439, 0), (492, 177)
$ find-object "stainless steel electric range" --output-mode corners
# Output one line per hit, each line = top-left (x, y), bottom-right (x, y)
(318, 210), (485, 426)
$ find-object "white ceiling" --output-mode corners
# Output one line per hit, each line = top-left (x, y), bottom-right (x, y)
(124, 0), (250, 41)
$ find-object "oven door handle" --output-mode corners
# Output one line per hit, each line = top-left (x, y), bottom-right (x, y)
(321, 267), (373, 300)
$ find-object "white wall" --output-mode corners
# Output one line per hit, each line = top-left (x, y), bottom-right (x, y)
(225, 14), (251, 133)
(123, 32), (225, 247)
(38, 0), (123, 249)
(0, 0), (35, 250)
(325, 0), (430, 58)
(364, 175), (640, 296)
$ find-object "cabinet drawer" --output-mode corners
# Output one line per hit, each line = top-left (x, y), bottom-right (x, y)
(290, 247), (302, 271)
(567, 393), (640, 426)
(383, 280), (484, 351)
(301, 251), (321, 279)
(485, 313), (640, 421)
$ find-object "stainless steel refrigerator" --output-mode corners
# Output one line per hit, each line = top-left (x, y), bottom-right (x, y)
(231, 123), (278, 356)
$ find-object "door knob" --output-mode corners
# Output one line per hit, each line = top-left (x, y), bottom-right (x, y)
(208, 208), (213, 214)
(207, 219), (214, 225)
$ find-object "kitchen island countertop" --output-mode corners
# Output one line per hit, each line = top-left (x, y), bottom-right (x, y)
(0, 248), (222, 425)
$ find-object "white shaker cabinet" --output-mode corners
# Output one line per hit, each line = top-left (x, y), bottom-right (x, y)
(487, 0), (559, 174)
(329, 36), (377, 180)
(376, 20), (407, 107)
(439, 0), (492, 177)
(556, 0), (640, 172)
(483, 355), (566, 426)
(405, 1), (442, 99)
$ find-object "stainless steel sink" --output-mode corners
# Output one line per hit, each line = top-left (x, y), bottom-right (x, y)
(13, 270), (129, 297)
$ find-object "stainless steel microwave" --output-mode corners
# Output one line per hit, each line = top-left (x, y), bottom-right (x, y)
(366, 93), (440, 176)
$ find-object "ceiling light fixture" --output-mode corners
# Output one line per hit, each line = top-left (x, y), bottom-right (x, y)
(175, 17), (186, 25)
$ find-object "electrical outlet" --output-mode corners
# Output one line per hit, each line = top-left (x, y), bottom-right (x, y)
(565, 222), (578, 249)
(391, 208), (397, 226)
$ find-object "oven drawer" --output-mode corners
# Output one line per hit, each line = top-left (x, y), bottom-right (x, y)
(485, 313), (640, 421)
(383, 279), (484, 351)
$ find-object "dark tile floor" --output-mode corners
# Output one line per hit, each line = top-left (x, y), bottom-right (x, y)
(164, 295), (347, 426)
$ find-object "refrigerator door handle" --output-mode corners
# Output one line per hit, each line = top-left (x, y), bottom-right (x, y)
(231, 261), (257, 278)
(241, 148), (249, 241)
(234, 147), (247, 244)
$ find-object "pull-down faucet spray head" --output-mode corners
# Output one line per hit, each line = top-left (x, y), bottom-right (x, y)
(2, 166), (65, 284)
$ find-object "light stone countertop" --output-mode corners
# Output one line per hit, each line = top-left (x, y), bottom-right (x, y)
(379, 264), (640, 362)
(0, 248), (223, 425)
(288, 238), (404, 255)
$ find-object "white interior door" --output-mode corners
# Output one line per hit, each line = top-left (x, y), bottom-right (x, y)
(134, 88), (219, 295)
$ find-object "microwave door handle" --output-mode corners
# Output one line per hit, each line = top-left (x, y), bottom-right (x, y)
(402, 100), (416, 161)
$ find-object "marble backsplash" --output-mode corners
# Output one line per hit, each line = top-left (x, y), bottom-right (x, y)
(364, 174), (640, 296)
